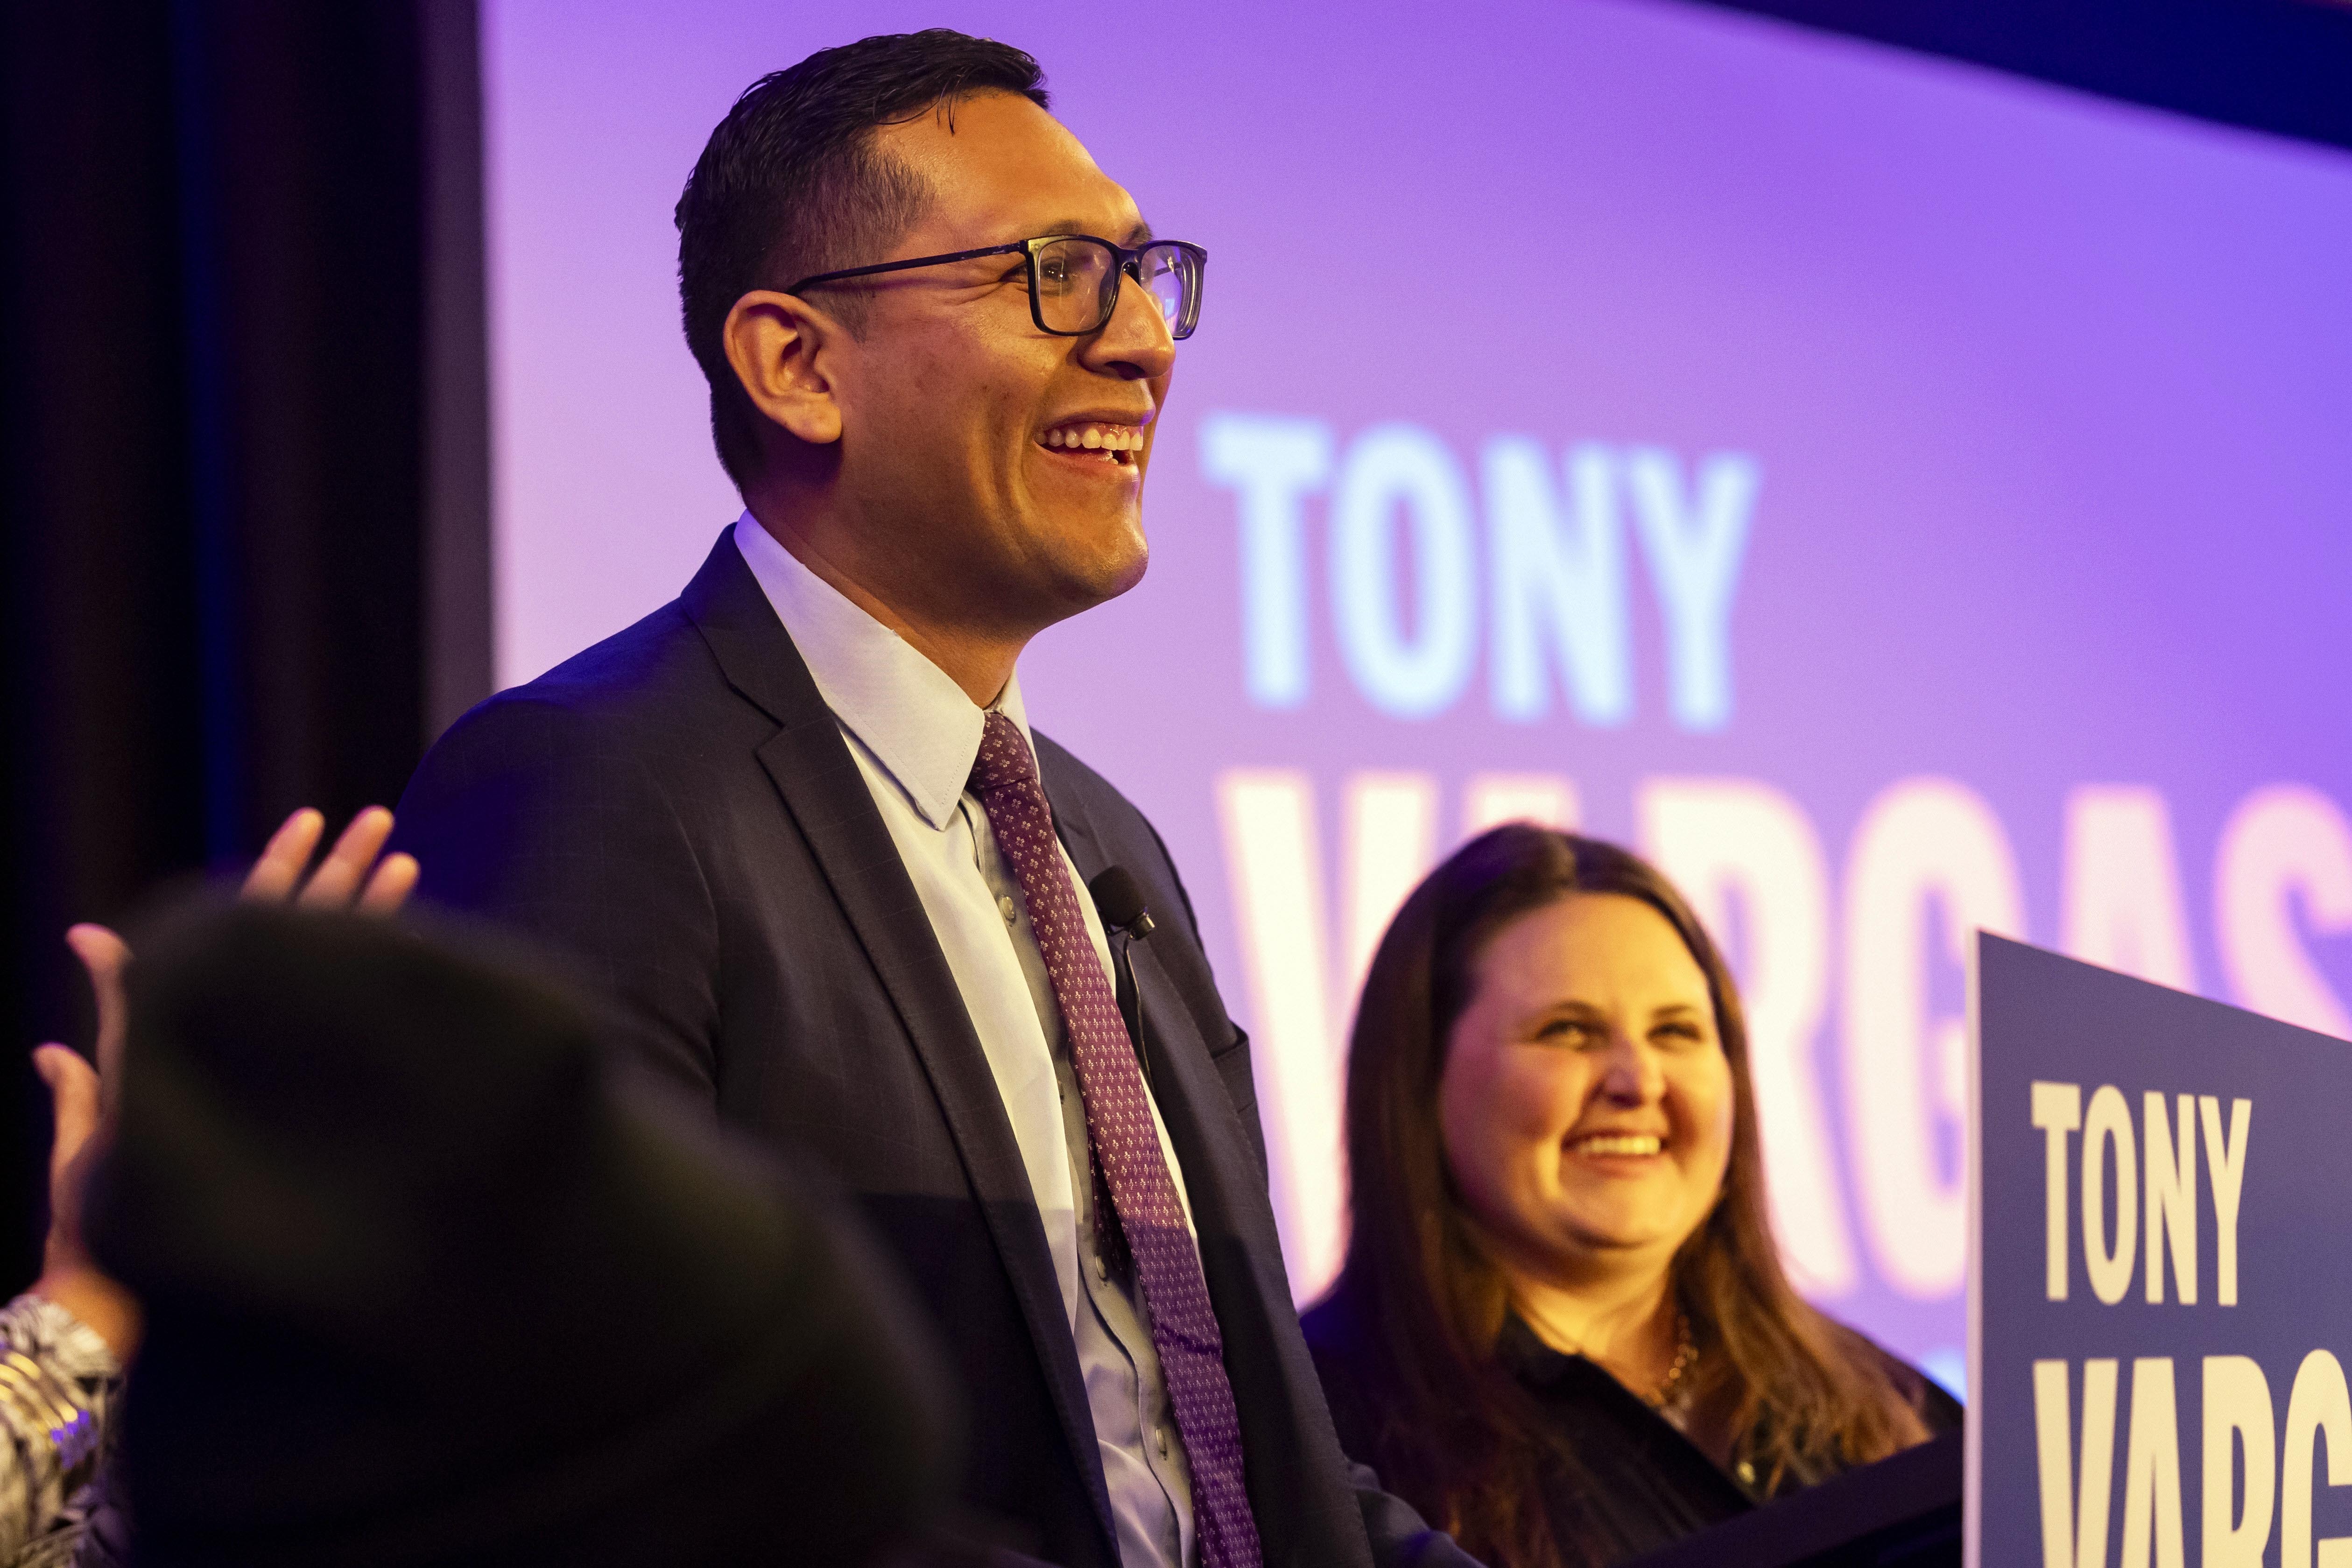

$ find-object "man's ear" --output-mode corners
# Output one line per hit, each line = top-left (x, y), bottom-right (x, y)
(722, 290), (846, 447)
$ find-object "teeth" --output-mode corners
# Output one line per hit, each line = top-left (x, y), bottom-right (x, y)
(1572, 1134), (1663, 1157)
(1043, 423), (1143, 453)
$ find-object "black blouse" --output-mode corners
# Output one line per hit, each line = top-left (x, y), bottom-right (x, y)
(1301, 1293), (1964, 1568)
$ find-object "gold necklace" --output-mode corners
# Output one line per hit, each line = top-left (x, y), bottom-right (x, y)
(1644, 1311), (1697, 1411)
(1529, 1299), (1697, 1409)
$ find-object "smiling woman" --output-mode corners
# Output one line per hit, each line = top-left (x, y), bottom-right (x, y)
(1302, 825), (1959, 1568)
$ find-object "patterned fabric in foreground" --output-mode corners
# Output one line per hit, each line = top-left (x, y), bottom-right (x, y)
(0, 1294), (120, 1567)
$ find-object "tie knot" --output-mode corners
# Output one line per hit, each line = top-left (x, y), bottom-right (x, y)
(968, 710), (1041, 799)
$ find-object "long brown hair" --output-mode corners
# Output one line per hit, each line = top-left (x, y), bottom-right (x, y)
(1325, 825), (1925, 1568)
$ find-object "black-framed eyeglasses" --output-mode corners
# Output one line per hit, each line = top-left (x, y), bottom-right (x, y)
(786, 234), (1207, 340)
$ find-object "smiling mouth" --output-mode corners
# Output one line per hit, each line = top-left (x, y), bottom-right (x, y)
(1040, 421), (1145, 467)
(1566, 1133), (1666, 1158)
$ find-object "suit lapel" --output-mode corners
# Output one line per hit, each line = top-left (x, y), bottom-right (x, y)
(680, 535), (1118, 1553)
(1038, 754), (1254, 1183)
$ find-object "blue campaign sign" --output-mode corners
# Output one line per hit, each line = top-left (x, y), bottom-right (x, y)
(1970, 934), (2352, 1568)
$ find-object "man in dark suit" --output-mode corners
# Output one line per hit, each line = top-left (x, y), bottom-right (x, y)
(393, 30), (1470, 1568)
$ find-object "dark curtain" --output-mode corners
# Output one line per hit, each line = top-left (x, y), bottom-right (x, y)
(0, 2), (475, 1295)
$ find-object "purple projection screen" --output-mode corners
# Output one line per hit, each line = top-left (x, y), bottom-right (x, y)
(483, 0), (2352, 1388)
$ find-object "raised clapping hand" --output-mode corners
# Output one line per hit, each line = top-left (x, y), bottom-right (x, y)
(28, 807), (419, 1357)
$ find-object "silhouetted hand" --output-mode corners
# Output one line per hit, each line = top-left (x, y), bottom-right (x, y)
(28, 807), (420, 1356)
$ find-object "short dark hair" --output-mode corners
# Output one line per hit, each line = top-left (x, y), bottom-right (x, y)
(674, 31), (1049, 489)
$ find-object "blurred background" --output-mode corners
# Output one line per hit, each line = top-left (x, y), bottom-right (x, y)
(7, 0), (2349, 1399)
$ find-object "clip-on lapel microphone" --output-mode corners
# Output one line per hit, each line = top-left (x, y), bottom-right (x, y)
(1088, 865), (1155, 1086)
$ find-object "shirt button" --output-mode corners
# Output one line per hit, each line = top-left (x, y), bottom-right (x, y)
(1156, 1427), (1170, 1459)
(1093, 1253), (1109, 1282)
(999, 894), (1018, 926)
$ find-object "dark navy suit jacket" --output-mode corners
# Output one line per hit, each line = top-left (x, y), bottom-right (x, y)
(390, 534), (1467, 1568)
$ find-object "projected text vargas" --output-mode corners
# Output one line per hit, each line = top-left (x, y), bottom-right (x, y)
(1215, 768), (2352, 1308)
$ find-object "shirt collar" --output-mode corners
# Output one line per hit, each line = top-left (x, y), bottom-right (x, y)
(732, 513), (1035, 831)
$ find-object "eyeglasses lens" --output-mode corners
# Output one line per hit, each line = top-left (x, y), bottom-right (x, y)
(1034, 239), (1116, 334)
(1138, 245), (1193, 338)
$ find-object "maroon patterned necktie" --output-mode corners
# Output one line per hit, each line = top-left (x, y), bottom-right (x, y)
(968, 712), (1264, 1568)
